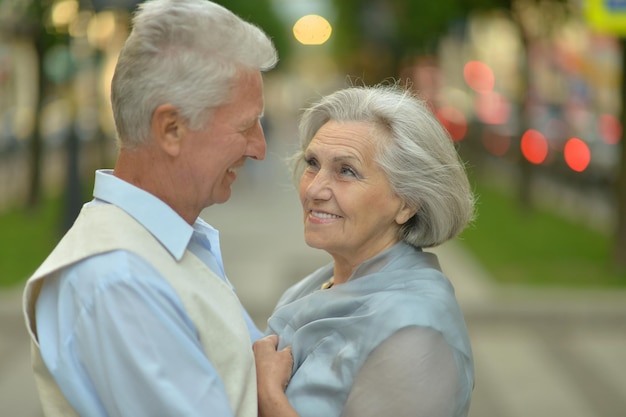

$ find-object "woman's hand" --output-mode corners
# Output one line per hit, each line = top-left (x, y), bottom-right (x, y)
(253, 335), (293, 391)
(253, 335), (298, 417)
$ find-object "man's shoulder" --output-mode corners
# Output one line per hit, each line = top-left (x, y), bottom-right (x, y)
(32, 205), (164, 281)
(57, 249), (168, 295)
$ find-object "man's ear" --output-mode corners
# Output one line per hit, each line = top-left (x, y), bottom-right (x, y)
(152, 104), (183, 157)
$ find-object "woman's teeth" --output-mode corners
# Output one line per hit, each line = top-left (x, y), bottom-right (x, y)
(311, 211), (340, 219)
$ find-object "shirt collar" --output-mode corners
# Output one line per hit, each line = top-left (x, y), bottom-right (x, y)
(192, 219), (223, 259)
(91, 169), (193, 260)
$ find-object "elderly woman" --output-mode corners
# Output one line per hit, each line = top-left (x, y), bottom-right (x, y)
(254, 84), (475, 417)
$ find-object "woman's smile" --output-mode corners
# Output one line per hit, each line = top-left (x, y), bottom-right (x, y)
(308, 209), (342, 223)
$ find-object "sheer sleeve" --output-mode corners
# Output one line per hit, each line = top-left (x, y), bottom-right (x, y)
(342, 326), (459, 417)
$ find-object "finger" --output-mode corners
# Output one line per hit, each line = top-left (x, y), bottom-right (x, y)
(265, 334), (279, 347)
(254, 334), (278, 347)
(279, 346), (294, 369)
(253, 335), (279, 354)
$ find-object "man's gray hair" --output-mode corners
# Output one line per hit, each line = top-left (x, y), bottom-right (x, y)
(111, 0), (278, 148)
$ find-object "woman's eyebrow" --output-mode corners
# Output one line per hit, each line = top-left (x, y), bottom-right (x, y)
(332, 154), (362, 164)
(305, 146), (363, 164)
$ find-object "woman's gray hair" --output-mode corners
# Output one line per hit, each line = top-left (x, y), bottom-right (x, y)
(111, 0), (278, 148)
(293, 84), (475, 248)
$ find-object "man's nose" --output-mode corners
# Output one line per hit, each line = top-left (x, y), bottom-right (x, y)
(247, 121), (267, 160)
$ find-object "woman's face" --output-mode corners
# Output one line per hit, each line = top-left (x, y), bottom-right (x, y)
(299, 120), (414, 266)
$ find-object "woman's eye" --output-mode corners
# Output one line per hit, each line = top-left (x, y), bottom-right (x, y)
(340, 166), (357, 177)
(304, 157), (319, 169)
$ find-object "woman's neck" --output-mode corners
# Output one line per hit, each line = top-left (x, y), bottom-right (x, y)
(330, 239), (401, 285)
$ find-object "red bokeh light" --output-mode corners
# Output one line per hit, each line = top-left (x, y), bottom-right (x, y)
(475, 92), (511, 125)
(598, 114), (622, 145)
(521, 129), (549, 164)
(564, 137), (591, 172)
(463, 61), (495, 93)
(436, 106), (467, 142)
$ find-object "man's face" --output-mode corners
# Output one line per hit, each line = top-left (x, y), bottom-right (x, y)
(182, 70), (266, 208)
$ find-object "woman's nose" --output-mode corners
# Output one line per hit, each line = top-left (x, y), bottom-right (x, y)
(303, 171), (332, 201)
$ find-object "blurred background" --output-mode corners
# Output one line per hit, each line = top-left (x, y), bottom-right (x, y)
(1, 0), (626, 416)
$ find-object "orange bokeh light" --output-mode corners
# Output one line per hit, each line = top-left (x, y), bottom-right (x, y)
(293, 14), (332, 45)
(463, 61), (495, 93)
(564, 137), (591, 172)
(521, 129), (549, 164)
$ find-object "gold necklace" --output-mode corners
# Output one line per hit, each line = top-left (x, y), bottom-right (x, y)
(320, 277), (334, 290)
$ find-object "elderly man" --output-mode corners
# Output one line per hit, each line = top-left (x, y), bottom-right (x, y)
(23, 0), (278, 416)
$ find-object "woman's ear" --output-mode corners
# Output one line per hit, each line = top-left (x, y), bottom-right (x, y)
(152, 104), (183, 157)
(395, 202), (418, 225)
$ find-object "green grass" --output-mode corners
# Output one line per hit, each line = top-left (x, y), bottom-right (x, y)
(0, 195), (65, 289)
(458, 180), (626, 288)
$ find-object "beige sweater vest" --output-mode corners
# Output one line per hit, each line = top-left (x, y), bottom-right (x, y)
(23, 204), (257, 416)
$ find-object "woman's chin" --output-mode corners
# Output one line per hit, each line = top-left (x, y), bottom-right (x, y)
(304, 237), (325, 250)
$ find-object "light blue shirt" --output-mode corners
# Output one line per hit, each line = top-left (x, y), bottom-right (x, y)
(36, 170), (262, 417)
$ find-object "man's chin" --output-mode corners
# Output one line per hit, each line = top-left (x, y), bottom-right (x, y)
(212, 188), (232, 205)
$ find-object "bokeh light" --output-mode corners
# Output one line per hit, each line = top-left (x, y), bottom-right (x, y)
(564, 137), (591, 172)
(87, 11), (117, 49)
(435, 106), (467, 141)
(521, 129), (549, 164)
(475, 91), (510, 125)
(463, 60), (495, 93)
(293, 15), (332, 45)
(51, 0), (79, 30)
(598, 113), (622, 145)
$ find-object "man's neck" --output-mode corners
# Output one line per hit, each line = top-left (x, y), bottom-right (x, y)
(114, 147), (199, 225)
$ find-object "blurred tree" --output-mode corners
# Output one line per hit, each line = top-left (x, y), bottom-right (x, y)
(504, 0), (569, 212)
(331, 0), (403, 85)
(0, 0), (63, 210)
(330, 0), (484, 84)
(213, 0), (291, 67)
